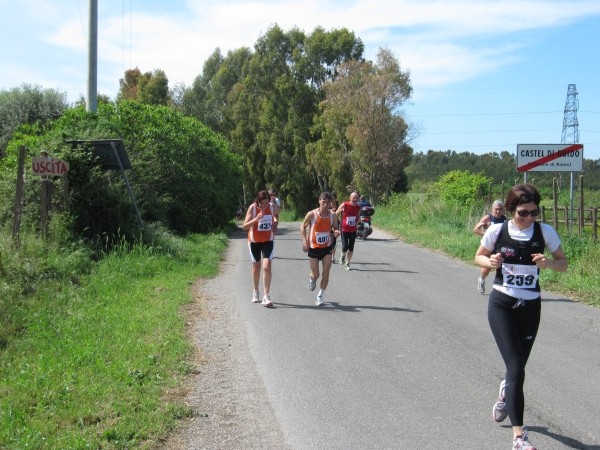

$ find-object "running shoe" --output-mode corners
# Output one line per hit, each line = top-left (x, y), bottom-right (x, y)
(308, 277), (316, 291)
(493, 380), (507, 422)
(251, 290), (260, 303)
(477, 277), (485, 294)
(315, 293), (324, 306)
(262, 294), (273, 308)
(344, 262), (351, 271)
(340, 254), (346, 265)
(512, 427), (536, 450)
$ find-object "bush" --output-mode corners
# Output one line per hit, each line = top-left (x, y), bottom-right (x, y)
(431, 170), (491, 206)
(2, 102), (243, 244)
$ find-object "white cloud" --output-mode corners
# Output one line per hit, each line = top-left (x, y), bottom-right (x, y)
(6, 0), (600, 101)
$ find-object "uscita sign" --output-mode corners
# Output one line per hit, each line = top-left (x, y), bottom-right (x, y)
(32, 157), (70, 176)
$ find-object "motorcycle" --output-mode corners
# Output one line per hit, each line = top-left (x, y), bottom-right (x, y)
(356, 204), (375, 239)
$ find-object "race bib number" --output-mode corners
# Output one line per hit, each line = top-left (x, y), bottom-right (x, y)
(346, 216), (356, 227)
(315, 231), (330, 245)
(501, 264), (538, 289)
(258, 215), (272, 231)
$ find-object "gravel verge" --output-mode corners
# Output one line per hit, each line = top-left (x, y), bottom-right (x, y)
(161, 239), (288, 450)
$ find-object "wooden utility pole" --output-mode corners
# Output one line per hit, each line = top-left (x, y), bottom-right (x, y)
(12, 146), (26, 245)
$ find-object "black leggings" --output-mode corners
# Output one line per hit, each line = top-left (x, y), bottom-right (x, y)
(488, 289), (541, 427)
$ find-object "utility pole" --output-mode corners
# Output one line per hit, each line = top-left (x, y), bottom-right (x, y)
(87, 0), (98, 113)
(561, 84), (579, 233)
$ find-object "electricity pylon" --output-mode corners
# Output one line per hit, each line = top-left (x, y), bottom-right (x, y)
(561, 84), (579, 145)
(560, 84), (579, 233)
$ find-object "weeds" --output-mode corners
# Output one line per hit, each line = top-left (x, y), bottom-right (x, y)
(376, 193), (599, 306)
(0, 223), (230, 449)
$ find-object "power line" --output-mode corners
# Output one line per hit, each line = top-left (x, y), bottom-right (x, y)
(409, 110), (600, 118)
(421, 129), (559, 135)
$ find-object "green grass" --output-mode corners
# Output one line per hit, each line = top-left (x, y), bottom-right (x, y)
(0, 224), (230, 449)
(375, 193), (600, 306)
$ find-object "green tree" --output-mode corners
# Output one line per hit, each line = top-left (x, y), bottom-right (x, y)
(0, 84), (68, 157)
(315, 48), (412, 201)
(138, 69), (170, 105)
(183, 25), (364, 213)
(117, 68), (170, 105)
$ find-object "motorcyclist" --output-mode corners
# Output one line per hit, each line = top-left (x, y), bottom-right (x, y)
(356, 195), (374, 238)
(357, 195), (371, 208)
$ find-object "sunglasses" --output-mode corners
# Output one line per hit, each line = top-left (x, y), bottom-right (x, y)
(516, 208), (541, 218)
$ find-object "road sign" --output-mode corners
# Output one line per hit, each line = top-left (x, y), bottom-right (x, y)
(32, 156), (70, 176)
(516, 144), (583, 172)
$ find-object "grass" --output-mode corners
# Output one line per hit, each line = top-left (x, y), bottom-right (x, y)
(375, 193), (600, 306)
(0, 224), (230, 449)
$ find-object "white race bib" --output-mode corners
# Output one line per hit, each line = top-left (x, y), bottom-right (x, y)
(346, 216), (356, 227)
(315, 231), (330, 245)
(257, 215), (273, 231)
(501, 263), (538, 289)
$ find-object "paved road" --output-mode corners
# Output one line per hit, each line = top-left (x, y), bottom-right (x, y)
(178, 222), (600, 449)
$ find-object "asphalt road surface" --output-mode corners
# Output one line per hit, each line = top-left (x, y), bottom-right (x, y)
(172, 222), (600, 450)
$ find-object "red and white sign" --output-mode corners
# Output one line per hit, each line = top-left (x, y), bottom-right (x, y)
(32, 157), (70, 176)
(516, 144), (583, 172)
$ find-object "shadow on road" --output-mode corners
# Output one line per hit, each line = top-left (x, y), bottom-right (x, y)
(527, 425), (600, 450)
(272, 301), (422, 314)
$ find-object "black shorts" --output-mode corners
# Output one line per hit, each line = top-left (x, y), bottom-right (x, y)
(308, 246), (332, 260)
(248, 241), (274, 262)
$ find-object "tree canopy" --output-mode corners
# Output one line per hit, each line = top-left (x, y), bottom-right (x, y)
(177, 25), (366, 212)
(0, 84), (68, 158)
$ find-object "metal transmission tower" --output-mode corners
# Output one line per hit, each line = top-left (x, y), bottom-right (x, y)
(561, 84), (579, 144)
(560, 84), (579, 233)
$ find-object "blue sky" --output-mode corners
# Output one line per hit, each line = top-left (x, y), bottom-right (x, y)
(2, 0), (599, 161)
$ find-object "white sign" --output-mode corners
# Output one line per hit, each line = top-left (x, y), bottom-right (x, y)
(516, 144), (583, 172)
(32, 156), (70, 176)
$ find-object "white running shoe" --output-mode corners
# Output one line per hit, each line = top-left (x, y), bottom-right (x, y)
(308, 278), (316, 291)
(492, 380), (507, 422)
(344, 262), (351, 271)
(262, 294), (273, 308)
(477, 277), (485, 294)
(512, 427), (536, 450)
(251, 290), (260, 303)
(315, 293), (324, 306)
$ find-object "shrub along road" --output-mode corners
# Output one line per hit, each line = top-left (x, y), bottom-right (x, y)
(167, 223), (600, 449)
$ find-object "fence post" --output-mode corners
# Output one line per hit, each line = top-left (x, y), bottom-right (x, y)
(12, 146), (27, 246)
(552, 178), (559, 231)
(593, 208), (598, 242)
(578, 175), (584, 236)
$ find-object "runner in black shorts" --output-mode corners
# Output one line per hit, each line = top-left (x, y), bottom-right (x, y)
(301, 192), (339, 306)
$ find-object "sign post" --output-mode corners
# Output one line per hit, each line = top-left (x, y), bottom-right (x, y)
(516, 144), (583, 232)
(31, 153), (70, 237)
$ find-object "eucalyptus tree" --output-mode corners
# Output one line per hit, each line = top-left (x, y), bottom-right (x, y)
(315, 47), (413, 201)
(226, 25), (364, 212)
(179, 47), (253, 134)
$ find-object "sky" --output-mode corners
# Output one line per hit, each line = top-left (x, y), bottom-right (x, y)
(2, 0), (600, 161)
